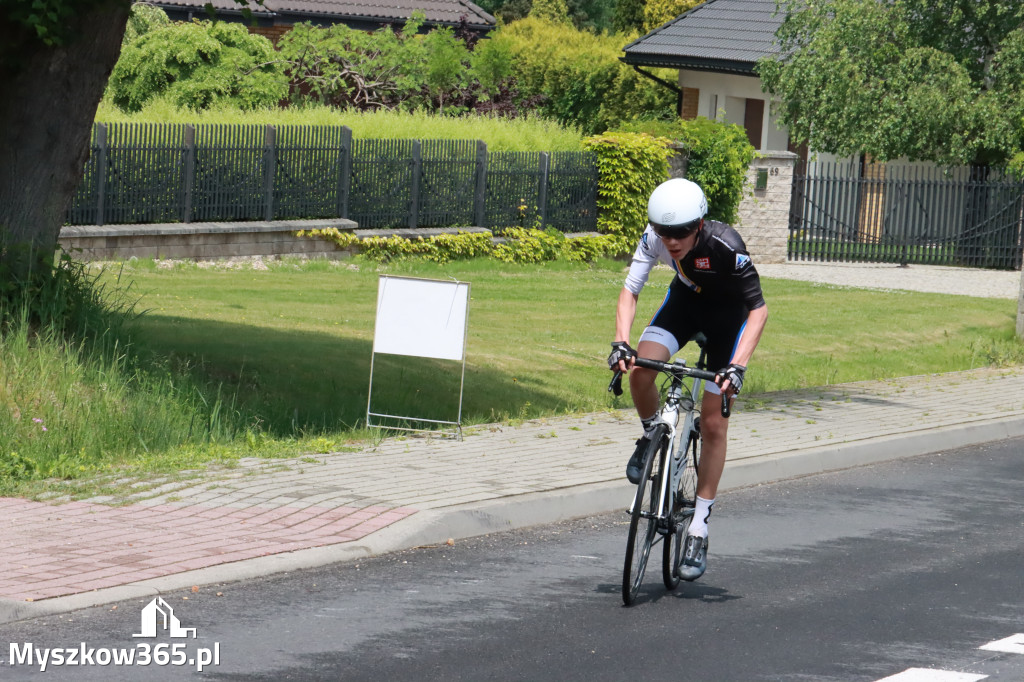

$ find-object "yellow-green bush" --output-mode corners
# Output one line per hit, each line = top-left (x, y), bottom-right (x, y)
(491, 18), (676, 134)
(298, 228), (618, 264)
(582, 131), (672, 250)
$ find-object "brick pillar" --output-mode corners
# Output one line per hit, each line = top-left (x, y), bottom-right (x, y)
(735, 151), (798, 265)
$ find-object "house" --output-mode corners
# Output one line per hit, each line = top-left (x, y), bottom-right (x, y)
(619, 0), (1024, 271)
(152, 0), (496, 41)
(621, 0), (789, 154)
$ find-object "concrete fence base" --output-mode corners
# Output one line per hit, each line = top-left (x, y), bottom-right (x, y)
(59, 219), (360, 261)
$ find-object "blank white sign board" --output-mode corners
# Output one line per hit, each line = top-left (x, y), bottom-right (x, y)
(373, 276), (469, 362)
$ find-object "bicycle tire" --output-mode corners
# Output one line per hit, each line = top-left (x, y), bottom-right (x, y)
(622, 427), (667, 606)
(664, 421), (701, 589)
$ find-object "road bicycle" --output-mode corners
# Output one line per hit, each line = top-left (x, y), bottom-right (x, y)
(608, 336), (729, 606)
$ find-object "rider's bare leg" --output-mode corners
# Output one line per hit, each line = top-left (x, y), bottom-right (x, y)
(630, 340), (670, 421)
(696, 388), (730, 501)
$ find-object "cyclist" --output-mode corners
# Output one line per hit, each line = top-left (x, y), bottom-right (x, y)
(608, 177), (768, 582)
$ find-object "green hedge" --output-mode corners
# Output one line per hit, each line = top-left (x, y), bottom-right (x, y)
(617, 117), (756, 224)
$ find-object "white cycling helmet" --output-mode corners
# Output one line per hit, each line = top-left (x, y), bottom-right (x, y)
(647, 178), (707, 237)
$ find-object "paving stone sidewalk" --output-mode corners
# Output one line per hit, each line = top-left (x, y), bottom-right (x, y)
(3, 366), (1024, 607)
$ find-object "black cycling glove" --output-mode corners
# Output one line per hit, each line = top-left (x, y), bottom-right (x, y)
(717, 363), (747, 394)
(608, 341), (636, 370)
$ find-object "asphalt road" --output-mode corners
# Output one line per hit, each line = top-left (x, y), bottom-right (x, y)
(2, 438), (1022, 681)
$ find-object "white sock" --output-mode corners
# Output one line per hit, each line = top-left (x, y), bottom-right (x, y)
(688, 496), (714, 539)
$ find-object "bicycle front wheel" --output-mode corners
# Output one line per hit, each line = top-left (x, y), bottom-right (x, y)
(623, 427), (667, 606)
(664, 424), (701, 589)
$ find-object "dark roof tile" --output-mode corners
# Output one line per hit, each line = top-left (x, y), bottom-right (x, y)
(155, 0), (494, 27)
(623, 0), (783, 72)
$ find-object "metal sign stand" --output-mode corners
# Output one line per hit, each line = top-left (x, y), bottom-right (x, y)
(366, 275), (470, 440)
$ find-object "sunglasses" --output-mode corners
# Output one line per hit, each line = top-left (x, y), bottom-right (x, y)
(651, 218), (701, 240)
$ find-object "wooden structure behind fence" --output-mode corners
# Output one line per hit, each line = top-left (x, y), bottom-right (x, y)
(68, 123), (598, 233)
(789, 160), (1024, 270)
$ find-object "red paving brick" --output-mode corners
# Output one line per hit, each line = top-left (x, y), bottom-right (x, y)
(0, 497), (418, 602)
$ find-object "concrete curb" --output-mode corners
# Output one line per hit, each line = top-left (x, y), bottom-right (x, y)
(3, 412), (1023, 626)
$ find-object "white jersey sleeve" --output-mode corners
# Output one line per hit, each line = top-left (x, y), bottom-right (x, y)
(623, 226), (669, 295)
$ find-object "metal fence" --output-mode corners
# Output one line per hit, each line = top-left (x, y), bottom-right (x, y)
(789, 160), (1024, 269)
(68, 123), (598, 232)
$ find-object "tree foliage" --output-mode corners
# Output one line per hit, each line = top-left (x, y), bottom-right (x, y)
(492, 17), (676, 134)
(476, 0), (615, 33)
(528, 0), (571, 23)
(611, 0), (646, 35)
(642, 0), (701, 32)
(108, 20), (286, 112)
(758, 0), (1024, 165)
(122, 1), (170, 46)
(276, 18), (533, 116)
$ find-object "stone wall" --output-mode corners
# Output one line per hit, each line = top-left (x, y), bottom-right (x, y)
(735, 151), (797, 265)
(59, 219), (359, 261)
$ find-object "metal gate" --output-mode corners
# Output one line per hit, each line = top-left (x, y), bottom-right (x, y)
(788, 160), (1024, 269)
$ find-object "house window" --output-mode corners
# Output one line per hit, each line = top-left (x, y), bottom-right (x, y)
(708, 94), (718, 120)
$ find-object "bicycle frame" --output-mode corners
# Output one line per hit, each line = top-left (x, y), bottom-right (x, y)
(652, 371), (703, 526)
(628, 356), (706, 524)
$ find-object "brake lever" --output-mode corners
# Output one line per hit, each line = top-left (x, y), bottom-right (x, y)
(608, 370), (623, 397)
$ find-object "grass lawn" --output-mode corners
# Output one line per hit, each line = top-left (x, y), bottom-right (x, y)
(116, 257), (1022, 436)
(5, 255), (1020, 498)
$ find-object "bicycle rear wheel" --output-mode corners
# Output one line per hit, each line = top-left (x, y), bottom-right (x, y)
(664, 420), (701, 589)
(623, 427), (667, 606)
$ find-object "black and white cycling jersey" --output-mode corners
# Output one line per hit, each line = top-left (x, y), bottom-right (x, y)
(624, 221), (766, 311)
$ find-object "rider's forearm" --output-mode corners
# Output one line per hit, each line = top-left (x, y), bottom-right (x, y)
(615, 288), (639, 343)
(729, 304), (768, 368)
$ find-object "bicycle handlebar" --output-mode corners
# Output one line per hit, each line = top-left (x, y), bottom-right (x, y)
(607, 357), (731, 418)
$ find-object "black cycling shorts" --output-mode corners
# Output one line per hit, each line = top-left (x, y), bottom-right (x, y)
(639, 279), (750, 377)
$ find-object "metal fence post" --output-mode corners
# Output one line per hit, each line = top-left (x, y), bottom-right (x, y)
(182, 124), (196, 223)
(339, 126), (352, 219)
(95, 123), (108, 226)
(474, 140), (487, 227)
(409, 140), (422, 229)
(263, 125), (276, 221)
(538, 152), (550, 229)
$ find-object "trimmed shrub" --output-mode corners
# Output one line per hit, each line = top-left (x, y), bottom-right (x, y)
(616, 117), (756, 224)
(297, 228), (618, 264)
(581, 132), (672, 250)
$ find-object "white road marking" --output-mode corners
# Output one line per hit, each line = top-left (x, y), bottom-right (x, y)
(875, 669), (987, 682)
(979, 633), (1024, 655)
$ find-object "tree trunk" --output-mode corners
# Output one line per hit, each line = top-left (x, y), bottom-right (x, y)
(0, 2), (130, 276)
